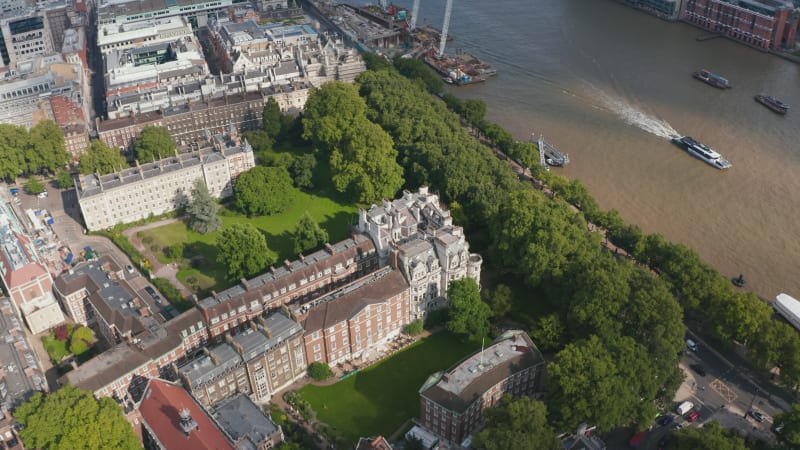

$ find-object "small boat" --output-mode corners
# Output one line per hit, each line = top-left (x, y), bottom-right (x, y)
(670, 135), (732, 169)
(693, 69), (731, 89)
(755, 94), (789, 115)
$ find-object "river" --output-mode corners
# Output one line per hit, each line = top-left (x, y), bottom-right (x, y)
(348, 0), (800, 299)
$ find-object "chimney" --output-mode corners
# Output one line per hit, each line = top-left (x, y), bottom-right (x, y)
(179, 408), (199, 436)
(270, 266), (276, 274)
(284, 260), (292, 270)
(324, 243), (334, 254)
(240, 278), (249, 290)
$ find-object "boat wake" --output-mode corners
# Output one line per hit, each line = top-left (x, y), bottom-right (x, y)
(599, 96), (678, 139)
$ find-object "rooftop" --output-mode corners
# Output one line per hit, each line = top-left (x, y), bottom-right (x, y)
(76, 138), (251, 199)
(0, 297), (46, 410)
(419, 331), (544, 413)
(212, 394), (280, 450)
(139, 378), (235, 450)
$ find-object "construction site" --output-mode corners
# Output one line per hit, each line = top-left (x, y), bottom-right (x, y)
(309, 0), (496, 85)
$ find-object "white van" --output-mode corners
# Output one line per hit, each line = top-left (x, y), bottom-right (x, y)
(676, 401), (694, 416)
(686, 339), (698, 352)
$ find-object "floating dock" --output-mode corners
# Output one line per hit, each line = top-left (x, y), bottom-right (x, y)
(538, 135), (570, 167)
(423, 51), (496, 86)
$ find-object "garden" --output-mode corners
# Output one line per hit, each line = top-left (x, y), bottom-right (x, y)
(136, 188), (358, 295)
(297, 332), (480, 445)
(42, 324), (97, 365)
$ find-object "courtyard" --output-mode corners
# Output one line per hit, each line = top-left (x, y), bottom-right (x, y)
(297, 331), (480, 445)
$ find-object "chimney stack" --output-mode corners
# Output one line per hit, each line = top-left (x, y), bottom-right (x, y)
(179, 408), (199, 436)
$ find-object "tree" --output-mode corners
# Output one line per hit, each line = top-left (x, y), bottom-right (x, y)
(473, 397), (561, 450)
(531, 314), (566, 351)
(309, 362), (333, 381)
(393, 58), (444, 93)
(14, 385), (141, 450)
(26, 177), (45, 195)
(486, 284), (513, 318)
(79, 140), (128, 175)
(547, 335), (660, 432)
(56, 169), (75, 189)
(216, 223), (275, 280)
(262, 97), (283, 139)
(447, 278), (492, 341)
(235, 166), (294, 216)
(328, 121), (404, 202)
(290, 153), (316, 189)
(774, 403), (800, 447)
(293, 212), (328, 255)
(136, 126), (175, 162)
(0, 124), (27, 180)
(671, 421), (748, 450)
(187, 178), (221, 234)
(406, 319), (424, 336)
(69, 326), (95, 356)
(28, 120), (69, 174)
(302, 82), (403, 202)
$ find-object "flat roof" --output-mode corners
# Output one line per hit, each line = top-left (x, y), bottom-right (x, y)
(212, 394), (279, 449)
(0, 297), (46, 409)
(420, 331), (544, 413)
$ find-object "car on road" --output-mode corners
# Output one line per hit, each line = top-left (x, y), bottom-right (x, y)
(657, 415), (675, 426)
(144, 286), (162, 304)
(690, 364), (707, 377)
(686, 338), (699, 352)
(749, 411), (767, 423)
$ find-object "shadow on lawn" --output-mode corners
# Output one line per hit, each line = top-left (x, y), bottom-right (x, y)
(335, 333), (480, 443)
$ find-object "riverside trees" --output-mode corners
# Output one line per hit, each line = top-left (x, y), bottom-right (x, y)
(356, 67), (685, 431)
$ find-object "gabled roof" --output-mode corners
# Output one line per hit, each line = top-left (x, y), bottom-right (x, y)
(139, 379), (235, 450)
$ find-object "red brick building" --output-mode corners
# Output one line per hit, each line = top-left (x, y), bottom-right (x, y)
(683, 0), (799, 50)
(418, 331), (546, 446)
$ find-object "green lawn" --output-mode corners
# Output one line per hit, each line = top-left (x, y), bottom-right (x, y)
(298, 332), (480, 445)
(138, 187), (358, 295)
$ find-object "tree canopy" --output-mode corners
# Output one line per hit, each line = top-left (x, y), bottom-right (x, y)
(234, 166), (294, 216)
(135, 126), (175, 162)
(216, 223), (276, 280)
(0, 121), (69, 179)
(670, 421), (748, 450)
(473, 397), (561, 450)
(14, 385), (141, 450)
(447, 278), (492, 341)
(187, 178), (221, 234)
(774, 403), (800, 447)
(80, 140), (129, 175)
(293, 212), (328, 255)
(262, 97), (283, 139)
(302, 81), (404, 202)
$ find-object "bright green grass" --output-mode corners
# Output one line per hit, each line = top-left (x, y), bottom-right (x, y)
(298, 332), (479, 445)
(138, 187), (358, 294)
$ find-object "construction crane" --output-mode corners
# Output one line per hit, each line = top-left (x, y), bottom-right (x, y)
(410, 0), (420, 31)
(438, 0), (453, 57)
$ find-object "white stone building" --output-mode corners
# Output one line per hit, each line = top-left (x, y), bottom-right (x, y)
(77, 130), (255, 231)
(357, 186), (482, 318)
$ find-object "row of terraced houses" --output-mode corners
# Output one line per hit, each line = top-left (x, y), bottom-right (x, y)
(55, 186), (483, 410)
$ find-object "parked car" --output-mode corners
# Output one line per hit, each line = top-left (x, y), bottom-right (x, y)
(657, 414), (675, 426)
(687, 411), (700, 423)
(686, 338), (699, 352)
(750, 411), (766, 423)
(144, 286), (162, 303)
(37, 191), (48, 198)
(690, 364), (707, 377)
(126, 264), (135, 274)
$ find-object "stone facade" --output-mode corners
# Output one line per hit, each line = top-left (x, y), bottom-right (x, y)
(77, 130), (254, 231)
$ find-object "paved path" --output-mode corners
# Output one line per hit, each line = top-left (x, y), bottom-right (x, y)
(123, 218), (192, 298)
